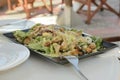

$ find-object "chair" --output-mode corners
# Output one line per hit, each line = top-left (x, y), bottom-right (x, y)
(75, 0), (120, 24)
(18, 0), (53, 18)
(6, 0), (18, 10)
(7, 0), (53, 18)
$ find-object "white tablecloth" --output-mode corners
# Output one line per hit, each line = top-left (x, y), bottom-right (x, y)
(0, 19), (120, 80)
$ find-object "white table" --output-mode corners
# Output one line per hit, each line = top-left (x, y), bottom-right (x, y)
(0, 20), (120, 80)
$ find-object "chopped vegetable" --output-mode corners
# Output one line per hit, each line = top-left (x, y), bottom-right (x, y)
(13, 24), (103, 57)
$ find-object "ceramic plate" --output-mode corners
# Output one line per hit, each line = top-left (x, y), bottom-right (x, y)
(0, 20), (35, 33)
(0, 43), (30, 71)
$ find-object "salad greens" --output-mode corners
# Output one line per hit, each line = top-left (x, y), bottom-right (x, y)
(13, 24), (103, 57)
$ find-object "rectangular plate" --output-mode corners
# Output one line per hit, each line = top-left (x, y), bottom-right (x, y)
(3, 30), (118, 64)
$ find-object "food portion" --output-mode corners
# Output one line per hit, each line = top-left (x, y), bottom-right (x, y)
(13, 24), (103, 57)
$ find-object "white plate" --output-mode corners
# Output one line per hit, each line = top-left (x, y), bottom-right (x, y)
(0, 20), (35, 33)
(0, 43), (30, 71)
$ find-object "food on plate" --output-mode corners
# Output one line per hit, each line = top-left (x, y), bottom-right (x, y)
(13, 24), (103, 57)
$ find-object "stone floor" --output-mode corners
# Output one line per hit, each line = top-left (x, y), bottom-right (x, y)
(0, 0), (120, 41)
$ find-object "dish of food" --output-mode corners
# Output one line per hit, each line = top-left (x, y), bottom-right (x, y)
(3, 24), (117, 64)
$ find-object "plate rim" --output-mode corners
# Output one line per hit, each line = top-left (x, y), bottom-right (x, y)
(0, 43), (30, 71)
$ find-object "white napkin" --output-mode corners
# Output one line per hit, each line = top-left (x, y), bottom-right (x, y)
(78, 56), (120, 80)
(98, 47), (120, 58)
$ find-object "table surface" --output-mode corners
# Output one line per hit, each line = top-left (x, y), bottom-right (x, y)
(0, 19), (120, 80)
